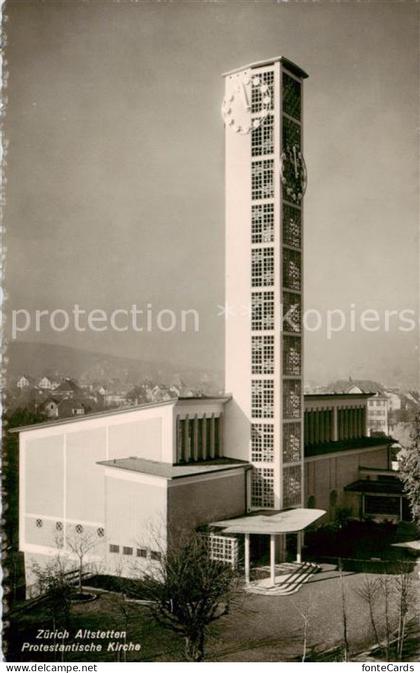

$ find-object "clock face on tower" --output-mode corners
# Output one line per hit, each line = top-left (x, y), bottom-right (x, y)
(221, 71), (272, 135)
(280, 144), (307, 203)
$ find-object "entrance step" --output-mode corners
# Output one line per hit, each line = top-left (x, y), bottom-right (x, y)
(246, 562), (320, 596)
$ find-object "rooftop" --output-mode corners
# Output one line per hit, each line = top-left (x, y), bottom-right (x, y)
(9, 395), (231, 433)
(305, 436), (393, 458)
(97, 456), (251, 480)
(222, 56), (308, 79)
(304, 393), (373, 401)
(323, 380), (384, 395)
(344, 478), (404, 495)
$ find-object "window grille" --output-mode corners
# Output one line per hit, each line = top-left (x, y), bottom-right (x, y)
(123, 546), (133, 556)
(252, 379), (274, 418)
(282, 72), (301, 121)
(282, 117), (301, 153)
(35, 519), (43, 528)
(252, 335), (274, 375)
(251, 160), (274, 200)
(252, 247), (274, 287)
(251, 114), (274, 156)
(283, 335), (301, 376)
(283, 248), (301, 291)
(283, 205), (301, 249)
(283, 465), (302, 508)
(252, 291), (274, 331)
(251, 71), (274, 113)
(75, 524), (84, 534)
(283, 423), (301, 463)
(252, 203), (274, 244)
(97, 527), (105, 537)
(251, 467), (275, 508)
(251, 423), (274, 462)
(109, 544), (119, 553)
(208, 534), (239, 568)
(56, 521), (63, 531)
(283, 380), (302, 419)
(282, 292), (301, 334)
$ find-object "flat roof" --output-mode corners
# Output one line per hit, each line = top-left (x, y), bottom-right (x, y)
(211, 508), (325, 534)
(344, 478), (404, 495)
(304, 393), (373, 400)
(222, 56), (308, 79)
(97, 456), (251, 480)
(9, 395), (231, 433)
(305, 436), (393, 458)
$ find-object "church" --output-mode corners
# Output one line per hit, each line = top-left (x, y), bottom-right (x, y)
(14, 56), (397, 596)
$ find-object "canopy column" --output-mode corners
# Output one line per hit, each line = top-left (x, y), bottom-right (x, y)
(244, 533), (250, 584)
(270, 534), (276, 586)
(297, 530), (303, 563)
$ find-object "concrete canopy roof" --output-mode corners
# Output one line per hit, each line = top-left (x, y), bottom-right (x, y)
(211, 508), (326, 535)
(97, 456), (251, 480)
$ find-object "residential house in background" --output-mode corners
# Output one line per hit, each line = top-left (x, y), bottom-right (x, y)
(16, 375), (34, 390)
(324, 379), (389, 436)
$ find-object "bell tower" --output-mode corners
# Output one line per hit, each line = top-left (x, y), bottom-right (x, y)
(222, 57), (308, 511)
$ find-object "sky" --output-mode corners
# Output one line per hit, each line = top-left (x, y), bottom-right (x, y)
(4, 0), (419, 388)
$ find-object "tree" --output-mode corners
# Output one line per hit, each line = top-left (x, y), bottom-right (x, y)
(32, 555), (74, 630)
(398, 413), (420, 528)
(394, 565), (415, 660)
(338, 562), (350, 661)
(136, 533), (237, 662)
(354, 575), (382, 654)
(293, 594), (313, 662)
(66, 530), (99, 595)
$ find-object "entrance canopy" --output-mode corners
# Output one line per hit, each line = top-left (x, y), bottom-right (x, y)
(211, 508), (326, 535)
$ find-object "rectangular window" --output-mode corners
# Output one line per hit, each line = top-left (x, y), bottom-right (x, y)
(109, 544), (120, 554)
(283, 423), (301, 464)
(251, 423), (274, 462)
(136, 547), (148, 558)
(251, 70), (274, 113)
(252, 291), (274, 331)
(252, 203), (274, 244)
(208, 534), (238, 568)
(252, 160), (274, 200)
(282, 117), (301, 152)
(283, 335), (301, 376)
(283, 248), (301, 292)
(252, 379), (274, 419)
(150, 550), (162, 562)
(251, 467), (275, 508)
(283, 465), (302, 508)
(283, 292), (301, 334)
(123, 546), (133, 556)
(252, 335), (274, 375)
(283, 380), (302, 419)
(252, 247), (274, 287)
(214, 416), (220, 457)
(282, 72), (301, 121)
(283, 205), (301, 249)
(251, 114), (274, 156)
(196, 417), (203, 460)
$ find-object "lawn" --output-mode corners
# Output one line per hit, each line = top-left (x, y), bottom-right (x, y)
(208, 568), (419, 661)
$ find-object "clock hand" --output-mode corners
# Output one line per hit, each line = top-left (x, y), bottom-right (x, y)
(240, 82), (250, 111)
(293, 145), (298, 178)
